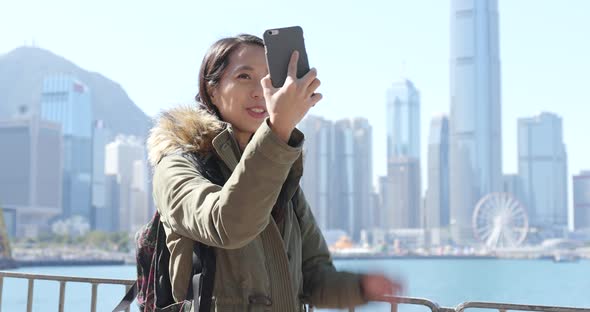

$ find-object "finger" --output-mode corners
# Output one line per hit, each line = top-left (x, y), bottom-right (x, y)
(391, 281), (403, 295)
(260, 74), (277, 96)
(306, 78), (321, 98)
(309, 92), (323, 107)
(300, 67), (318, 87)
(389, 284), (399, 295)
(287, 50), (299, 79)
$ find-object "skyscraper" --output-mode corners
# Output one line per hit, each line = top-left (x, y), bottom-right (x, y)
(104, 174), (121, 232)
(332, 120), (356, 239)
(387, 79), (420, 160)
(370, 186), (381, 231)
(502, 174), (525, 203)
(449, 0), (502, 245)
(425, 115), (450, 245)
(299, 115), (334, 231)
(377, 176), (389, 229)
(573, 171), (590, 232)
(41, 74), (93, 221)
(300, 116), (373, 241)
(92, 120), (112, 231)
(385, 79), (421, 232)
(351, 118), (373, 237)
(105, 135), (146, 232)
(518, 112), (568, 238)
(385, 157), (421, 229)
(0, 115), (63, 237)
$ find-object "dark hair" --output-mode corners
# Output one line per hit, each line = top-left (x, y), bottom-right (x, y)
(196, 34), (264, 119)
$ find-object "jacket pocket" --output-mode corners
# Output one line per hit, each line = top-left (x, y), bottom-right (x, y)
(213, 295), (248, 311)
(247, 294), (272, 312)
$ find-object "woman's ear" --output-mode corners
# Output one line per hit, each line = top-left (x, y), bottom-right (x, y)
(208, 85), (218, 104)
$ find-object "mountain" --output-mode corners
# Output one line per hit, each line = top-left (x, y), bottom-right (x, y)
(0, 46), (152, 138)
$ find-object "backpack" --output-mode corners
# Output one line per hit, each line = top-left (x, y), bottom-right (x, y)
(113, 152), (302, 312)
(113, 210), (214, 312)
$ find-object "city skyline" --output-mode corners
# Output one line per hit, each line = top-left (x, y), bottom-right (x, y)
(0, 48), (582, 241)
(0, 76), (582, 241)
(2, 0), (589, 200)
(1, 0), (589, 239)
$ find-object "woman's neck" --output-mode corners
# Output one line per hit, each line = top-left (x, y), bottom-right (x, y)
(233, 129), (252, 152)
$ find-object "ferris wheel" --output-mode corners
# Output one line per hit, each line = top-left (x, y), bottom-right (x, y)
(472, 192), (529, 249)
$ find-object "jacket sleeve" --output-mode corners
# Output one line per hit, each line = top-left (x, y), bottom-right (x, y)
(296, 188), (368, 308)
(152, 119), (303, 249)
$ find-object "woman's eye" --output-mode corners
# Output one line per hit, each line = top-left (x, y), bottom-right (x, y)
(237, 73), (251, 79)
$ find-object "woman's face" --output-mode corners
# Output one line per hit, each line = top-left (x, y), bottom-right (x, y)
(211, 44), (269, 138)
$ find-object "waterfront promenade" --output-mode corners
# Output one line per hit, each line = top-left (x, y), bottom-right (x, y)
(4, 242), (590, 268)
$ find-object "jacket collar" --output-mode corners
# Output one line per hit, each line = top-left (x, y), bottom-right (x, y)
(211, 127), (241, 171)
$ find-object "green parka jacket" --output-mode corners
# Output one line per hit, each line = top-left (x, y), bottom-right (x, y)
(147, 106), (367, 311)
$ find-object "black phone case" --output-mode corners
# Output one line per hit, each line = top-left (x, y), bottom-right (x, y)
(263, 26), (310, 88)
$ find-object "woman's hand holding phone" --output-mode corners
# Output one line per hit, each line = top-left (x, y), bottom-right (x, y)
(261, 50), (322, 143)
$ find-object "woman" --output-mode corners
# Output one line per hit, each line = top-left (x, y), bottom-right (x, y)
(147, 34), (401, 311)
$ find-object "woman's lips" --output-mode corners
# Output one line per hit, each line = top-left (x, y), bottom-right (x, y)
(246, 107), (268, 119)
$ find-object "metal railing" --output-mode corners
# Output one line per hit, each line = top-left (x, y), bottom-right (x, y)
(1, 271), (588, 312)
(0, 270), (134, 312)
(339, 295), (590, 312)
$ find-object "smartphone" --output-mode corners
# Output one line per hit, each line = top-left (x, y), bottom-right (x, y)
(263, 26), (310, 88)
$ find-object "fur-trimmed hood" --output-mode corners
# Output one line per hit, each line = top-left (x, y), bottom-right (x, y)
(147, 105), (226, 167)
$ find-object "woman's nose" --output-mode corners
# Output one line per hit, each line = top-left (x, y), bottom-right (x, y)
(251, 84), (263, 99)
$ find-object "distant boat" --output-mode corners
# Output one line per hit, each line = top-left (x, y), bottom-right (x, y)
(552, 253), (580, 263)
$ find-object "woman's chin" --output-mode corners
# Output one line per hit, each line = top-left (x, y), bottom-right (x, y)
(249, 119), (266, 129)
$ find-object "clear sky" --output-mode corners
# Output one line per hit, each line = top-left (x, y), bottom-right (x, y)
(2, 0), (589, 218)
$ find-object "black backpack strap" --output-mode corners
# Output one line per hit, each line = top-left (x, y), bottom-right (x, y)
(180, 152), (221, 312)
(112, 281), (138, 312)
(187, 243), (216, 312)
(154, 219), (176, 307)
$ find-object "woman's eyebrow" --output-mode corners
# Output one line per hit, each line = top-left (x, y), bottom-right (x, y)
(233, 65), (255, 72)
